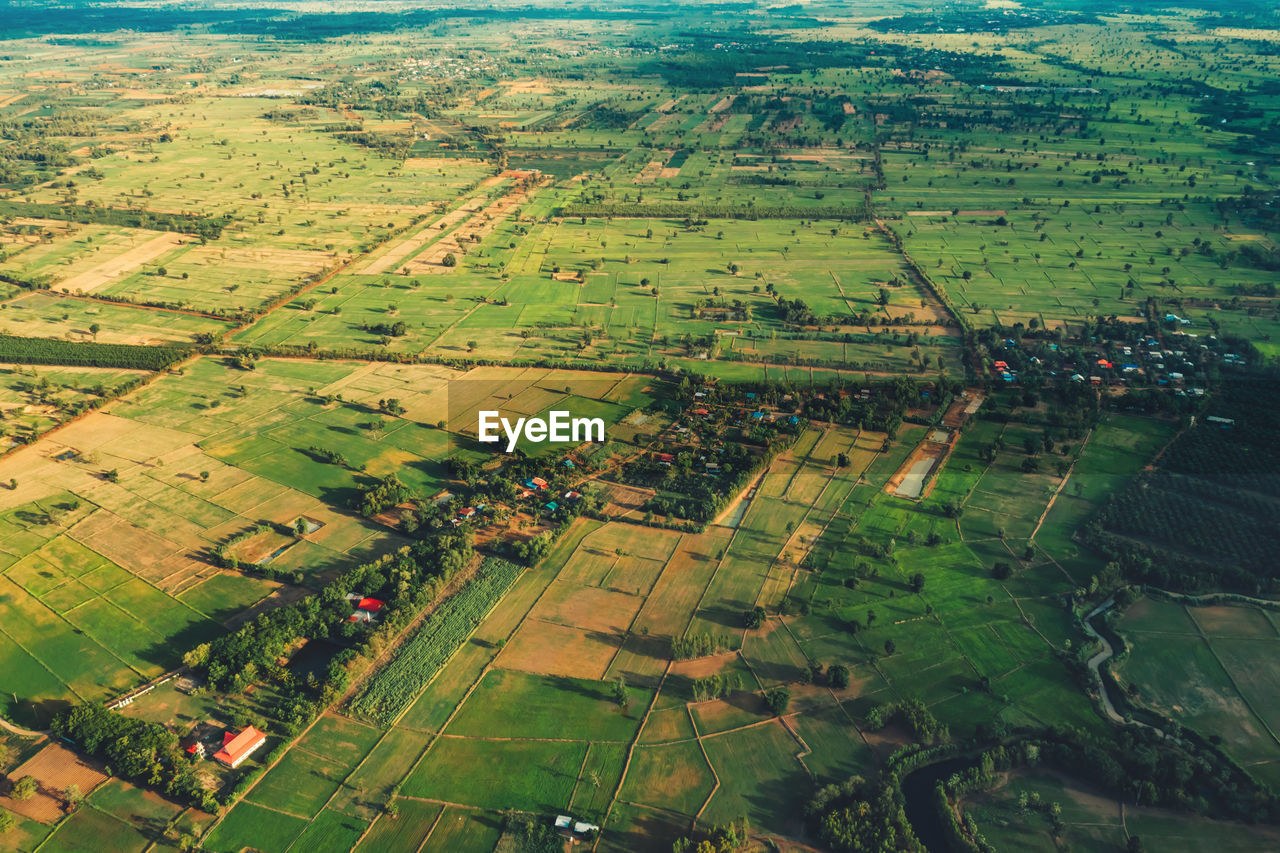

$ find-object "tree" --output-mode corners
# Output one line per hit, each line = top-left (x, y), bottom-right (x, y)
(828, 664), (850, 690)
(467, 340), (478, 352)
(441, 253), (457, 267)
(199, 471), (210, 482)
(105, 469), (119, 483)
(89, 323), (100, 340)
(12, 776), (37, 801)
(743, 606), (766, 629)
(909, 572), (925, 593)
(883, 639), (896, 656)
(0, 811), (12, 834)
(64, 784), (83, 810)
(991, 561), (1012, 580)
(764, 687), (790, 716)
(613, 675), (630, 708)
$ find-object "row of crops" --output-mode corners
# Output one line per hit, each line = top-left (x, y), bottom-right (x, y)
(348, 557), (525, 725)
(0, 333), (190, 369)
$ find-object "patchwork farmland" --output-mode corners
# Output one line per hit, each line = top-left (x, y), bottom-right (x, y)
(0, 3), (1277, 852)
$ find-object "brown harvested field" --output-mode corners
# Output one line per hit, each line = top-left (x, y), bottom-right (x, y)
(398, 175), (546, 275)
(67, 508), (193, 586)
(595, 481), (654, 521)
(633, 154), (670, 185)
(501, 78), (553, 94)
(1, 743), (107, 823)
(630, 528), (728, 638)
(670, 651), (739, 681)
(53, 231), (188, 293)
(883, 300), (952, 325)
(709, 94), (735, 113)
(358, 203), (479, 275)
(495, 619), (620, 680)
(531, 582), (644, 634)
(584, 522), (682, 564)
(690, 694), (770, 735)
(601, 554), (667, 597)
(1188, 605), (1279, 639)
(605, 631), (671, 688)
(941, 393), (982, 428)
(175, 243), (333, 278)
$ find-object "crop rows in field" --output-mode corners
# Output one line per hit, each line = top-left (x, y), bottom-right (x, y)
(0, 333), (189, 369)
(348, 557), (525, 725)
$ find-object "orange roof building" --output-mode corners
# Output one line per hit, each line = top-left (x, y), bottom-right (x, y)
(213, 726), (267, 769)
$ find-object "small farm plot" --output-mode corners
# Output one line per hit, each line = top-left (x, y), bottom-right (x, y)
(401, 737), (589, 814)
(443, 669), (650, 742)
(1114, 598), (1280, 787)
(348, 558), (525, 725)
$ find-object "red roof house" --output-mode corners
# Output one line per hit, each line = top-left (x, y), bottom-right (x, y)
(213, 726), (267, 769)
(356, 598), (384, 612)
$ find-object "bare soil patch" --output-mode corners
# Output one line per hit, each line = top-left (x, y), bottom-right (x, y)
(54, 232), (188, 294)
(1, 743), (106, 823)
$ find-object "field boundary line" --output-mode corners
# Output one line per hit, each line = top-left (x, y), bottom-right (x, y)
(688, 705), (720, 826)
(1029, 425), (1094, 543)
(1002, 587), (1057, 650)
(603, 531), (684, 681)
(779, 713), (814, 779)
(1183, 605), (1280, 749)
(0, 619), (88, 705)
(593, 660), (670, 852)
(565, 742), (594, 813)
(412, 806), (447, 853)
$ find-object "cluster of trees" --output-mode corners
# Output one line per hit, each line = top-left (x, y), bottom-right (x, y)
(362, 319), (408, 337)
(51, 703), (215, 811)
(671, 818), (753, 853)
(187, 533), (472, 700)
(806, 773), (922, 853)
(624, 424), (797, 524)
(354, 474), (411, 517)
(690, 672), (741, 703)
(0, 200), (229, 241)
(967, 724), (1280, 826)
(308, 445), (350, 468)
(671, 632), (731, 660)
(865, 699), (949, 745)
(802, 375), (949, 434)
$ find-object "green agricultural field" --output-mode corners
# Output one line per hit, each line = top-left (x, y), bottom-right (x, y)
(1114, 598), (1280, 788)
